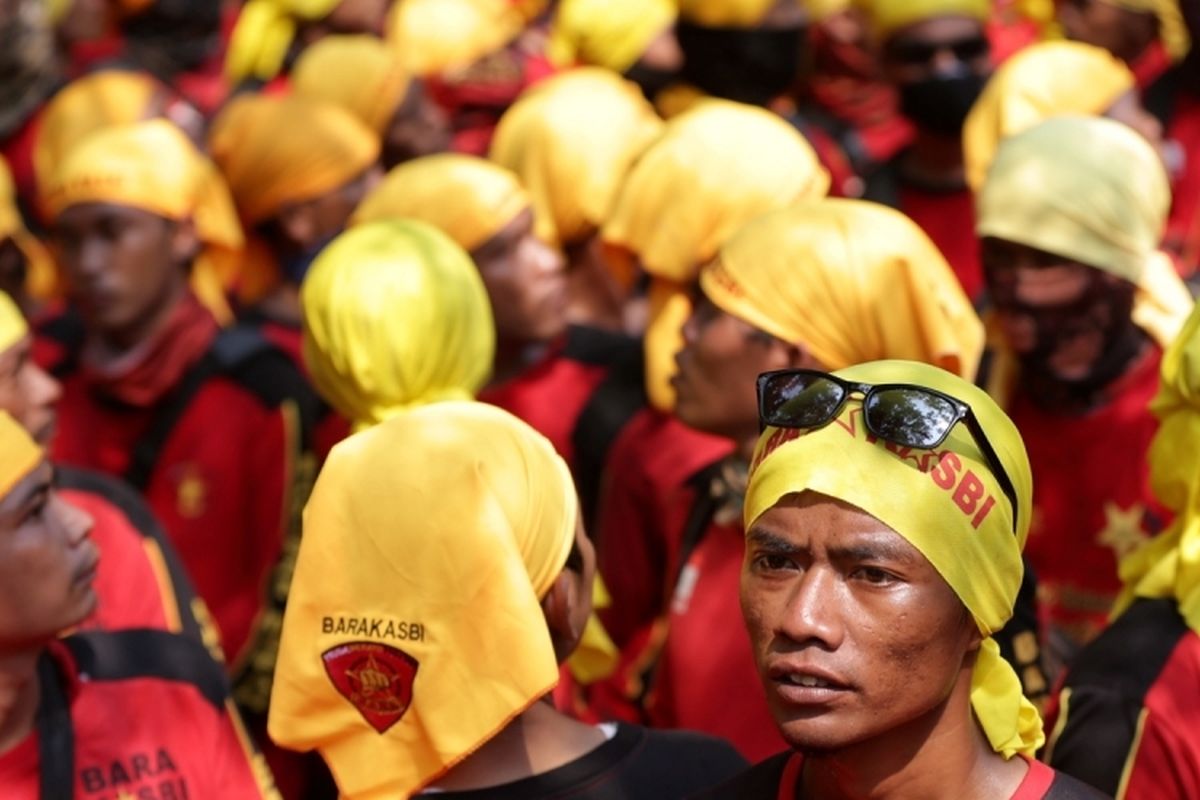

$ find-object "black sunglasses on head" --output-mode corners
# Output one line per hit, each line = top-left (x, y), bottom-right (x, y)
(756, 369), (1019, 533)
(888, 36), (990, 67)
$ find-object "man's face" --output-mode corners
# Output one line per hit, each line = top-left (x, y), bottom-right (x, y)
(981, 237), (1136, 382)
(0, 335), (60, 446)
(673, 295), (781, 440)
(383, 80), (452, 168)
(51, 203), (191, 344)
(741, 492), (977, 753)
(882, 16), (991, 136)
(0, 461), (98, 649)
(472, 208), (568, 345)
(323, 0), (390, 36)
(1057, 0), (1158, 63)
(297, 166), (383, 250)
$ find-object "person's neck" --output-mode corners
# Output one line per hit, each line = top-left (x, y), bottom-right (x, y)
(489, 338), (551, 388)
(0, 650), (43, 757)
(90, 282), (189, 360)
(900, 131), (966, 189)
(801, 676), (1026, 800)
(427, 699), (605, 792)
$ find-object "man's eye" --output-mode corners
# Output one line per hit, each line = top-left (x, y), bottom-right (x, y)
(754, 554), (795, 573)
(851, 566), (898, 585)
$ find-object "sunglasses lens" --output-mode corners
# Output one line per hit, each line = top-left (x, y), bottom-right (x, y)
(761, 373), (846, 428)
(865, 388), (960, 448)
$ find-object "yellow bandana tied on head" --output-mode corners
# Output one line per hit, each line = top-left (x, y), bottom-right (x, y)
(270, 401), (578, 798)
(703, 199), (984, 378)
(976, 115), (1192, 349)
(602, 99), (830, 410)
(225, 0), (341, 83)
(209, 93), (380, 228)
(1099, 0), (1190, 61)
(292, 35), (413, 137)
(489, 68), (663, 247)
(34, 69), (160, 213)
(857, 0), (990, 40)
(46, 119), (245, 325)
(0, 159), (55, 303)
(1115, 301), (1200, 632)
(547, 0), (676, 73)
(0, 409), (42, 499)
(963, 41), (1136, 191)
(0, 291), (28, 355)
(386, 0), (525, 76)
(352, 154), (529, 252)
(301, 220), (495, 431)
(677, 0), (786, 27)
(745, 359), (1043, 759)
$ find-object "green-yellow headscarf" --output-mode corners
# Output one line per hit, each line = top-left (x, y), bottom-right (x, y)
(745, 360), (1044, 759)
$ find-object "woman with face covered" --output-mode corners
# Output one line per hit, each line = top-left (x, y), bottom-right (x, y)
(705, 360), (1105, 799)
(976, 115), (1194, 662)
(268, 403), (746, 799)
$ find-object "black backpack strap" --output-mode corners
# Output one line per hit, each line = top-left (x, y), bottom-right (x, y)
(666, 461), (725, 603)
(35, 649), (75, 799)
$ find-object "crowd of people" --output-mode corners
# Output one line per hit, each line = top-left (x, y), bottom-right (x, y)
(1, 0), (1199, 797)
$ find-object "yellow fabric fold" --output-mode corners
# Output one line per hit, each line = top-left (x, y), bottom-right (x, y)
(976, 115), (1172, 285)
(0, 291), (28, 355)
(292, 35), (413, 137)
(0, 409), (42, 498)
(34, 69), (159, 212)
(857, 0), (990, 40)
(1115, 300), (1200, 633)
(46, 119), (245, 324)
(489, 68), (663, 247)
(352, 154), (529, 252)
(745, 359), (1043, 758)
(702, 199), (983, 378)
(209, 93), (379, 227)
(0, 158), (56, 303)
(547, 0), (676, 73)
(676, 0), (780, 27)
(963, 41), (1136, 191)
(301, 220), (495, 431)
(386, 0), (524, 76)
(1099, 0), (1190, 61)
(601, 99), (830, 410)
(269, 401), (578, 799)
(225, 0), (341, 83)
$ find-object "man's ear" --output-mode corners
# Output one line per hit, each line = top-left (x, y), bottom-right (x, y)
(275, 201), (321, 251)
(170, 218), (201, 266)
(541, 571), (585, 663)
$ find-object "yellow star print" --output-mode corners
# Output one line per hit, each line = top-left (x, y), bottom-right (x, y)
(1097, 502), (1149, 561)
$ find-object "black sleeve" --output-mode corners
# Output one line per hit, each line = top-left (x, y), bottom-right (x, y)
(1045, 685), (1142, 795)
(620, 729), (749, 799)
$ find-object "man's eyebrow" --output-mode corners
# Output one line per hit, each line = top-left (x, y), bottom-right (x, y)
(746, 528), (804, 553)
(827, 539), (920, 565)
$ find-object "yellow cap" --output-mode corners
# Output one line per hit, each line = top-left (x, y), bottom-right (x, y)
(547, 0), (676, 73)
(292, 35), (413, 136)
(225, 0), (341, 83)
(857, 0), (990, 40)
(386, 0), (524, 76)
(0, 409), (43, 499)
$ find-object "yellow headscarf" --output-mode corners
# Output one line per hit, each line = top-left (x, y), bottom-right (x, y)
(976, 115), (1192, 349)
(746, 359), (1043, 759)
(209, 93), (380, 228)
(386, 0), (525, 77)
(0, 159), (56, 304)
(46, 119), (245, 325)
(857, 0), (990, 40)
(301, 220), (495, 431)
(292, 35), (413, 137)
(703, 200), (984, 378)
(489, 68), (663, 247)
(225, 0), (341, 83)
(0, 409), (42, 498)
(0, 291), (28, 355)
(270, 401), (578, 799)
(547, 0), (676, 73)
(1099, 0), (1190, 61)
(34, 70), (159, 213)
(602, 99), (830, 411)
(1114, 300), (1200, 632)
(351, 154), (529, 252)
(963, 41), (1136, 191)
(676, 0), (783, 27)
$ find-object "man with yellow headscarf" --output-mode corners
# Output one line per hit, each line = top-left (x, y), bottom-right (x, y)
(269, 401), (745, 799)
(976, 115), (1194, 662)
(1043, 301), (1200, 799)
(856, 0), (993, 302)
(38, 119), (322, 715)
(1058, 0), (1200, 272)
(703, 360), (1106, 799)
(292, 34), (452, 169)
(607, 199), (986, 762)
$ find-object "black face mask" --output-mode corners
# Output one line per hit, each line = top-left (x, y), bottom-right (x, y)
(622, 61), (679, 102)
(676, 21), (805, 107)
(898, 70), (987, 136)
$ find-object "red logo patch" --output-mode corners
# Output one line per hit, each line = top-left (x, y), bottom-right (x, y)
(322, 641), (418, 734)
